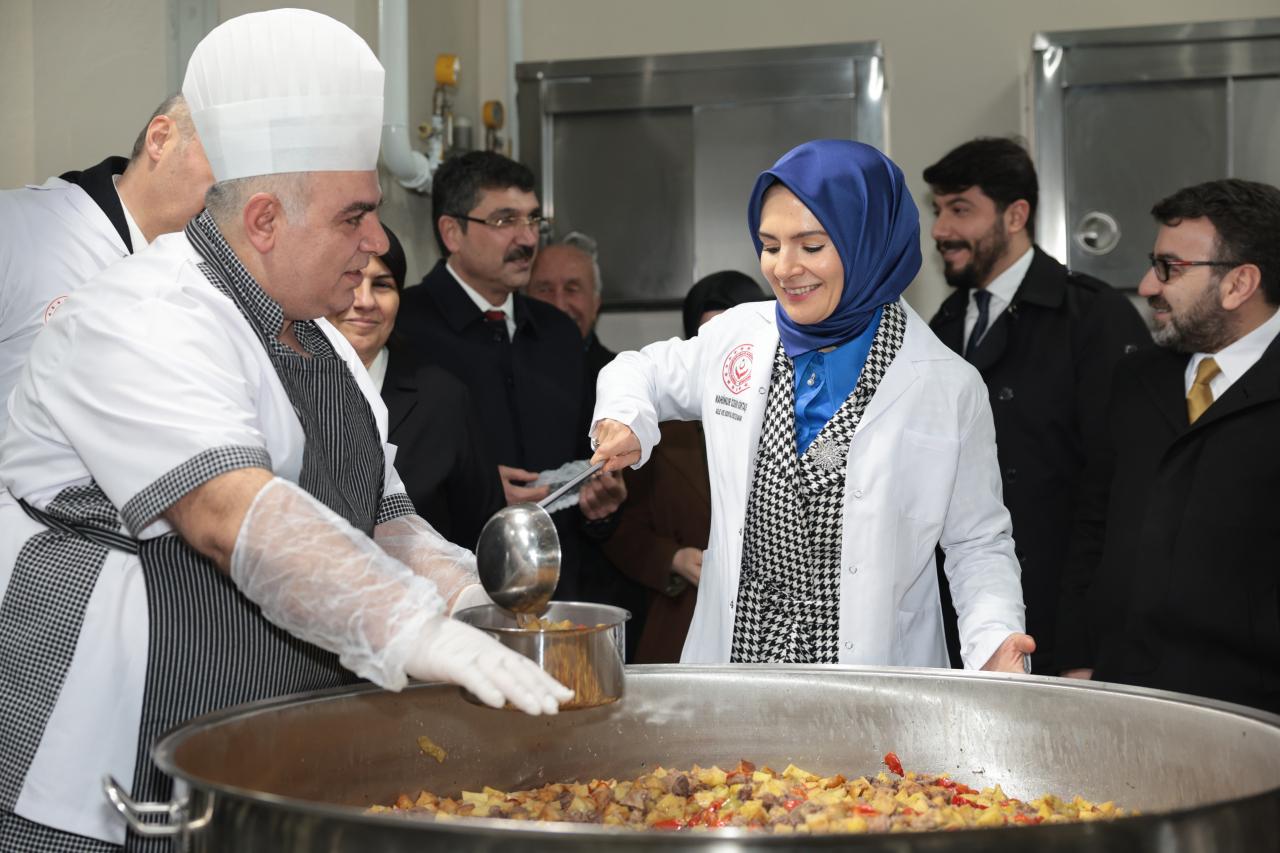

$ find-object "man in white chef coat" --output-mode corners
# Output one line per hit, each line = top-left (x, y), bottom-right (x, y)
(0, 94), (214, 435)
(0, 10), (569, 852)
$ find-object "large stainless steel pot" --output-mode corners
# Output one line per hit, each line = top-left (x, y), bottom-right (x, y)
(119, 667), (1280, 851)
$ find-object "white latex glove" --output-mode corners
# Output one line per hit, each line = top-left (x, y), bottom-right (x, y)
(374, 512), (481, 612)
(230, 478), (571, 713)
(406, 615), (574, 714)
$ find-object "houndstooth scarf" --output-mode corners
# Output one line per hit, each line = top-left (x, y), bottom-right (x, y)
(730, 301), (907, 663)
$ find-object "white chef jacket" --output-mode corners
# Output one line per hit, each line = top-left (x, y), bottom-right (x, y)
(0, 176), (131, 437)
(593, 300), (1025, 671)
(0, 231), (406, 843)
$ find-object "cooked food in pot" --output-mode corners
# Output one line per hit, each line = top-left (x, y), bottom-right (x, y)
(371, 754), (1132, 833)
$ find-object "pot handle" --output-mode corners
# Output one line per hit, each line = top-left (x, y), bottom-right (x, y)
(103, 775), (182, 837)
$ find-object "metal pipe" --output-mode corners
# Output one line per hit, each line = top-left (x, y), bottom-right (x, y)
(378, 0), (434, 193)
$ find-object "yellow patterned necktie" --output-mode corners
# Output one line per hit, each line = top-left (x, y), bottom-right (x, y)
(1186, 357), (1221, 424)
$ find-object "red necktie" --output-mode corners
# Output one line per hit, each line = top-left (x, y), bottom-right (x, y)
(483, 310), (505, 323)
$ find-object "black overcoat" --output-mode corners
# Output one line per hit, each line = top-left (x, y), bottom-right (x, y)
(930, 247), (1150, 672)
(392, 260), (592, 598)
(1057, 336), (1280, 714)
(382, 350), (506, 550)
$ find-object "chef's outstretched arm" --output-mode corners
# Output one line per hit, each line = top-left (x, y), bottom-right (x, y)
(165, 469), (572, 713)
(372, 513), (492, 615)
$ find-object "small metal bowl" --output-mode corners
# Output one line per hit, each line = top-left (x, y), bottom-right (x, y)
(455, 602), (630, 711)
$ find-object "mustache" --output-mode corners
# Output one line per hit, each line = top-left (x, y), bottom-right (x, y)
(504, 245), (535, 264)
(935, 240), (971, 254)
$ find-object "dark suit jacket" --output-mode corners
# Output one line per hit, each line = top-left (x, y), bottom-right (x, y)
(1058, 335), (1280, 714)
(930, 247), (1150, 673)
(603, 420), (708, 663)
(382, 350), (505, 550)
(393, 261), (591, 597)
(395, 260), (585, 473)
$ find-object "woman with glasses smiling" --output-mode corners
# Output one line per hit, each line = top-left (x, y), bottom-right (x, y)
(590, 140), (1032, 673)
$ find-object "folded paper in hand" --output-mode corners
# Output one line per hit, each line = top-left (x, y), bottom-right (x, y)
(532, 459), (594, 514)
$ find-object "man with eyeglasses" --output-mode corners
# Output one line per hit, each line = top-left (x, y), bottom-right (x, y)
(1057, 178), (1280, 714)
(393, 151), (626, 600)
(922, 137), (1150, 675)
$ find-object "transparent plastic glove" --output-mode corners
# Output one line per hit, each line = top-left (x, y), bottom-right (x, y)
(230, 478), (572, 714)
(406, 615), (574, 714)
(230, 478), (441, 690)
(374, 512), (481, 611)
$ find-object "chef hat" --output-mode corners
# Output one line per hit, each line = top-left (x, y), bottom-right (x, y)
(182, 8), (384, 182)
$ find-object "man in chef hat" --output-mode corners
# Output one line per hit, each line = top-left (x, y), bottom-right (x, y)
(0, 10), (570, 850)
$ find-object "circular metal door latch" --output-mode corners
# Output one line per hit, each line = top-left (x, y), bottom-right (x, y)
(1074, 211), (1121, 256)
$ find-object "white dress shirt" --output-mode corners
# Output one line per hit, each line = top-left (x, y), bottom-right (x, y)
(446, 262), (517, 338)
(1185, 306), (1280, 398)
(964, 247), (1035, 352)
(112, 173), (149, 252)
(367, 346), (389, 392)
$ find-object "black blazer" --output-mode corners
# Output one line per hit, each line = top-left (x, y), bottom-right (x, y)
(930, 247), (1150, 673)
(393, 260), (585, 472)
(1058, 335), (1280, 713)
(382, 350), (505, 550)
(393, 261), (598, 598)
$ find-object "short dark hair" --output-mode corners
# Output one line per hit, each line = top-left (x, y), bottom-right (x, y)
(1151, 178), (1280, 305)
(922, 137), (1038, 238)
(130, 93), (193, 161)
(431, 151), (536, 255)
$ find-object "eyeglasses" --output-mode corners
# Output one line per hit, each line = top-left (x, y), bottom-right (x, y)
(1148, 254), (1240, 283)
(452, 213), (549, 231)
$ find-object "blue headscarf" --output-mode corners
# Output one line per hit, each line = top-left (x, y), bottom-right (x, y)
(747, 140), (922, 356)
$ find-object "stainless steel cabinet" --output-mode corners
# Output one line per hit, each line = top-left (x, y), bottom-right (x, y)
(1034, 19), (1280, 290)
(517, 44), (887, 308)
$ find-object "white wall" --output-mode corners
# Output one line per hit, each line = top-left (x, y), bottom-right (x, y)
(3, 0), (1276, 346)
(0, 0), (35, 189)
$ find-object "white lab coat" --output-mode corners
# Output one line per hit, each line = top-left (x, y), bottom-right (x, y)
(0, 231), (404, 843)
(593, 300), (1025, 670)
(0, 176), (130, 437)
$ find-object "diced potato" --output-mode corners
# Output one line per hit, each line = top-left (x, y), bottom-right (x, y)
(782, 764), (818, 782)
(697, 766), (728, 787)
(975, 807), (1005, 828)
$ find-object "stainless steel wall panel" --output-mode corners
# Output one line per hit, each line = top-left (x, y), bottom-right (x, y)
(539, 61), (857, 114)
(1035, 18), (1280, 289)
(1233, 77), (1280, 187)
(691, 98), (857, 290)
(518, 43), (885, 309)
(549, 108), (695, 305)
(1062, 40), (1280, 87)
(1062, 81), (1227, 288)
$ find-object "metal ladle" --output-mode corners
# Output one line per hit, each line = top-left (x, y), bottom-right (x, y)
(475, 461), (604, 614)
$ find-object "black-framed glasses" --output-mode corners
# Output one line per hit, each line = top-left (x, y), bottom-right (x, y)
(451, 213), (549, 231)
(1148, 254), (1240, 283)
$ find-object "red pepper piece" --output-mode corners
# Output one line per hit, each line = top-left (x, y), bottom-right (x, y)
(1013, 814), (1044, 825)
(951, 795), (988, 809)
(901, 807), (918, 816)
(653, 818), (687, 830)
(783, 799), (801, 811)
(935, 777), (958, 789)
(884, 752), (905, 777)
(855, 804), (880, 816)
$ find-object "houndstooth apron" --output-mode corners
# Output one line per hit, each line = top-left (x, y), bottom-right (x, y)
(0, 212), (412, 853)
(730, 301), (906, 663)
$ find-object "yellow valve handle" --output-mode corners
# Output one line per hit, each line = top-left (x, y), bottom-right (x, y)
(482, 100), (505, 130)
(434, 53), (460, 86)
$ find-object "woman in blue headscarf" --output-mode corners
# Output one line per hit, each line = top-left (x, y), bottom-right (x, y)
(591, 140), (1032, 672)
